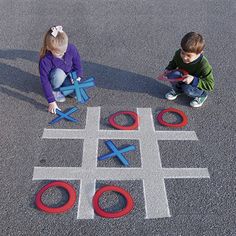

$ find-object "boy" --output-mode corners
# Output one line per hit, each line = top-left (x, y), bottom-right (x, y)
(162, 32), (214, 107)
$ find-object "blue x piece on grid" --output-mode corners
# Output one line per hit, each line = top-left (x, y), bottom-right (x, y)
(60, 71), (95, 104)
(98, 140), (136, 167)
(49, 107), (79, 125)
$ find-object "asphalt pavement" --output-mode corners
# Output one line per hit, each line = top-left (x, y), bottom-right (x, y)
(0, 0), (235, 235)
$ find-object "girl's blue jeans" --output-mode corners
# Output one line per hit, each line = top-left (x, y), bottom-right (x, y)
(173, 82), (207, 98)
(50, 68), (74, 95)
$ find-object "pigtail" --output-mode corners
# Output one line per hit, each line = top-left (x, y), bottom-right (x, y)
(39, 30), (51, 59)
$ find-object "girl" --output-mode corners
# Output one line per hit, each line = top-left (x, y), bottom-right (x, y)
(39, 26), (83, 114)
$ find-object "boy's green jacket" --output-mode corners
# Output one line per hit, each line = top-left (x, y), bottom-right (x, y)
(166, 49), (214, 91)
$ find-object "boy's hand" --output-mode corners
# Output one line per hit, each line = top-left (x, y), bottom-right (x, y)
(157, 70), (169, 80)
(163, 70), (170, 79)
(183, 74), (194, 84)
(48, 101), (61, 114)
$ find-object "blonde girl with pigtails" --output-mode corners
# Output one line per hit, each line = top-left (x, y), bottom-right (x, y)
(39, 26), (83, 114)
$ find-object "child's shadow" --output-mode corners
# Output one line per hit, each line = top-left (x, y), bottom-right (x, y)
(0, 49), (188, 108)
(0, 49), (46, 111)
(83, 61), (168, 99)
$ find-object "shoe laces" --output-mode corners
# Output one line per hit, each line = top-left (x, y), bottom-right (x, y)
(55, 91), (64, 97)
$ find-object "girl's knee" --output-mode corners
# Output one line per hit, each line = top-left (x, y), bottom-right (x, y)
(50, 68), (67, 89)
(51, 68), (66, 79)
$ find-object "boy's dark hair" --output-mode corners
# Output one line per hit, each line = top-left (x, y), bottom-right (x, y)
(181, 32), (205, 54)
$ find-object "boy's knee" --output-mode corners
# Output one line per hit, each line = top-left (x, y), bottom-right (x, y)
(182, 84), (193, 96)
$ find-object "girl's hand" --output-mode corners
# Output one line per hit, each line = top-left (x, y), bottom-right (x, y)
(69, 77), (74, 84)
(183, 75), (194, 84)
(48, 101), (61, 114)
(70, 76), (82, 84)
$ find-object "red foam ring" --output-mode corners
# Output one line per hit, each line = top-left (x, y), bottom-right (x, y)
(157, 107), (188, 128)
(93, 185), (134, 218)
(108, 111), (140, 130)
(35, 181), (77, 214)
(156, 69), (189, 82)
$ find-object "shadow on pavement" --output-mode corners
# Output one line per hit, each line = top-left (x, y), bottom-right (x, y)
(0, 49), (185, 107)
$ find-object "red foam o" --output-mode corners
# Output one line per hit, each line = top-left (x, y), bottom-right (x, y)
(93, 185), (134, 218)
(157, 69), (189, 82)
(108, 111), (139, 130)
(166, 69), (188, 81)
(35, 181), (76, 214)
(157, 107), (188, 128)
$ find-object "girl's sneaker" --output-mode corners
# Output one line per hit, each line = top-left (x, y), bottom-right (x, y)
(190, 94), (208, 107)
(165, 89), (182, 100)
(52, 91), (66, 102)
(67, 93), (77, 99)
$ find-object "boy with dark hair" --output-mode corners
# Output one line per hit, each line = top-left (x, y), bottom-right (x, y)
(162, 32), (214, 107)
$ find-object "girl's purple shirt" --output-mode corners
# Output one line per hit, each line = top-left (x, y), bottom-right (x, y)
(39, 43), (83, 103)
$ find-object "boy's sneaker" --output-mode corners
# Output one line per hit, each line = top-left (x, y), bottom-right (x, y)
(165, 89), (182, 100)
(190, 94), (208, 108)
(52, 91), (66, 102)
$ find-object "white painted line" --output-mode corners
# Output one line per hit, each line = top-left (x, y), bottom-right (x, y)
(42, 129), (198, 141)
(162, 168), (210, 178)
(33, 167), (210, 180)
(77, 178), (96, 219)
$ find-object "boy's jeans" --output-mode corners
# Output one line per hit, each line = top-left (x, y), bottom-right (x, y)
(173, 82), (207, 98)
(50, 68), (73, 95)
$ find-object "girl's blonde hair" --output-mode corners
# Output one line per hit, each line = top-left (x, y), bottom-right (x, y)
(39, 28), (68, 59)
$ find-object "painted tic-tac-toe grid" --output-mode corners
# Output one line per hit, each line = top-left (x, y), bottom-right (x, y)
(33, 107), (210, 219)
